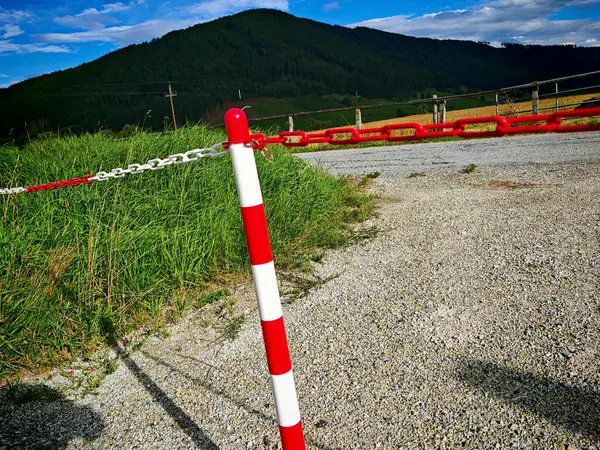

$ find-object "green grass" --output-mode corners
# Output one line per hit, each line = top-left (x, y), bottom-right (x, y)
(0, 125), (375, 381)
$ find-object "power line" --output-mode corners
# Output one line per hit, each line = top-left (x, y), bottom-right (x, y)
(28, 81), (171, 88)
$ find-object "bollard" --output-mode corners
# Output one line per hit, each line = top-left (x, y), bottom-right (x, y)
(224, 109), (306, 450)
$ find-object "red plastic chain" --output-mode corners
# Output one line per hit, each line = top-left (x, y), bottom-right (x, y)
(25, 174), (94, 193)
(243, 107), (600, 149)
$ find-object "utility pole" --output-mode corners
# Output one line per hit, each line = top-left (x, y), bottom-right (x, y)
(166, 81), (178, 130)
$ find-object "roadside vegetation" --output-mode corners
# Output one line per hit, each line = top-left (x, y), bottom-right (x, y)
(0, 124), (375, 381)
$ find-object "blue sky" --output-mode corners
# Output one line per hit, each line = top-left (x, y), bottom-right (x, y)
(1, 0), (600, 88)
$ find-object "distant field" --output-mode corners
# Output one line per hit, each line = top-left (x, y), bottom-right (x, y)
(363, 93), (599, 129)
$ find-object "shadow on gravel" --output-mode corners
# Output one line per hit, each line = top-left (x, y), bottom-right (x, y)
(456, 359), (600, 439)
(117, 346), (219, 449)
(142, 351), (332, 449)
(0, 384), (104, 448)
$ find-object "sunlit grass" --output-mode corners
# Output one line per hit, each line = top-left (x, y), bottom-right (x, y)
(0, 125), (374, 380)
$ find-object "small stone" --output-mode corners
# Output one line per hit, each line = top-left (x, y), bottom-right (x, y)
(315, 419), (329, 429)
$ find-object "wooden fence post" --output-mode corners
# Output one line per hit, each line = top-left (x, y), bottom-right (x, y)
(288, 116), (294, 132)
(432, 94), (438, 124)
(555, 83), (559, 112)
(532, 82), (539, 115)
(441, 101), (447, 124)
(495, 93), (499, 116)
(355, 108), (362, 130)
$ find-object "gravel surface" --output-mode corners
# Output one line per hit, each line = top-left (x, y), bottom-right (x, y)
(1, 137), (599, 449)
(297, 131), (600, 177)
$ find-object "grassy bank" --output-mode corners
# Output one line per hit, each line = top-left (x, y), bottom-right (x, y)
(0, 126), (374, 381)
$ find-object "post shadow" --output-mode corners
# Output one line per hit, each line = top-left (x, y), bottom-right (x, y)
(0, 384), (104, 448)
(142, 351), (334, 449)
(117, 346), (219, 449)
(455, 359), (600, 438)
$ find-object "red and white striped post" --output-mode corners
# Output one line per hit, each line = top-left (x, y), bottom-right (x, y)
(225, 108), (306, 450)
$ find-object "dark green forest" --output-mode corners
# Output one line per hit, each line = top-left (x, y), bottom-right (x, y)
(1, 8), (599, 138)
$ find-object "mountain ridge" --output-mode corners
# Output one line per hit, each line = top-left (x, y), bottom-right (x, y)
(1, 9), (599, 137)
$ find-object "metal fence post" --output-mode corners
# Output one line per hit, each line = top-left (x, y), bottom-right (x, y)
(225, 108), (306, 450)
(355, 108), (362, 130)
(555, 83), (559, 112)
(432, 94), (438, 124)
(288, 116), (294, 133)
(532, 82), (539, 115)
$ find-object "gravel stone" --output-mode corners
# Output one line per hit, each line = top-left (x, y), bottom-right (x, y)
(1, 134), (599, 449)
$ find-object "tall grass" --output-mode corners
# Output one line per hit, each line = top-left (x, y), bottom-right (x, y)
(0, 125), (374, 380)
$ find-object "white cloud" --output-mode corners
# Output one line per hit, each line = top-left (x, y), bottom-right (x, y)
(99, 3), (132, 13)
(0, 40), (70, 54)
(0, 74), (8, 77)
(348, 0), (600, 46)
(2, 24), (23, 38)
(0, 10), (33, 23)
(36, 18), (200, 45)
(54, 3), (133, 30)
(186, 0), (288, 18)
(583, 37), (600, 46)
(322, 2), (339, 12)
(40, 1), (289, 46)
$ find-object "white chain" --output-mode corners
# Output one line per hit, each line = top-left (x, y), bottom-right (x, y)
(0, 186), (27, 195)
(91, 142), (228, 182)
(1, 142), (228, 195)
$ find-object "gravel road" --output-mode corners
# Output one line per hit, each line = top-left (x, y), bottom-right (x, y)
(1, 135), (599, 449)
(297, 131), (600, 177)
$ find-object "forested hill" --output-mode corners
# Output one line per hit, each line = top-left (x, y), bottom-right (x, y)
(1, 8), (599, 137)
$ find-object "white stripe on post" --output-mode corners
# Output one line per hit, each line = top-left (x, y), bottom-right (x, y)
(252, 262), (284, 322)
(229, 142), (264, 207)
(271, 370), (302, 426)
(225, 108), (306, 450)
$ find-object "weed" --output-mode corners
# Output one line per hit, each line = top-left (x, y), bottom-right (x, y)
(198, 289), (230, 308)
(282, 272), (339, 303)
(408, 172), (426, 178)
(130, 336), (149, 353)
(358, 171), (380, 186)
(220, 296), (238, 318)
(462, 163), (477, 174)
(218, 315), (246, 341)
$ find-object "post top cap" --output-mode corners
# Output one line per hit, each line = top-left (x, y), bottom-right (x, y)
(225, 108), (250, 144)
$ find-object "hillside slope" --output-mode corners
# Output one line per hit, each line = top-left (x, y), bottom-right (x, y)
(0, 9), (599, 136)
